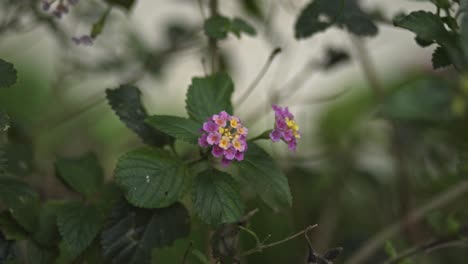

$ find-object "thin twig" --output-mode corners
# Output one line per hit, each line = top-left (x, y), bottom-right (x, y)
(235, 47), (282, 108)
(240, 224), (318, 257)
(208, 0), (218, 73)
(346, 180), (468, 264)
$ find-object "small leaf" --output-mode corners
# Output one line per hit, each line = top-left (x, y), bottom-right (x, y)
(192, 169), (244, 225)
(185, 73), (234, 122)
(101, 200), (190, 264)
(146, 115), (201, 144)
(33, 201), (62, 247)
(55, 153), (104, 198)
(393, 11), (450, 44)
(384, 240), (397, 258)
(432, 46), (451, 69)
(57, 201), (104, 257)
(0, 59), (17, 89)
(204, 15), (231, 39)
(105, 0), (135, 10)
(114, 147), (190, 208)
(234, 143), (292, 211)
(106, 84), (174, 147)
(0, 178), (39, 232)
(91, 8), (111, 39)
(230, 18), (256, 38)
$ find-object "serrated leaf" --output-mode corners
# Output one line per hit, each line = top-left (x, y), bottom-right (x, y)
(105, 0), (135, 10)
(91, 8), (111, 39)
(0, 59), (17, 89)
(432, 46), (451, 69)
(0, 212), (28, 241)
(295, 0), (377, 39)
(204, 15), (231, 39)
(146, 115), (201, 144)
(101, 200), (190, 264)
(185, 73), (234, 122)
(55, 153), (104, 198)
(230, 18), (256, 38)
(393, 11), (451, 44)
(192, 169), (244, 225)
(0, 178), (39, 232)
(114, 147), (190, 208)
(57, 202), (104, 257)
(234, 143), (292, 211)
(106, 84), (174, 147)
(33, 202), (62, 247)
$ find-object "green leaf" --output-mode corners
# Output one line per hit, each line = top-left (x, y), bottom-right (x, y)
(146, 115), (201, 144)
(105, 0), (135, 10)
(230, 18), (257, 38)
(106, 84), (174, 147)
(114, 147), (190, 208)
(57, 201), (104, 257)
(192, 169), (244, 225)
(55, 153), (104, 198)
(0, 178), (39, 232)
(0, 212), (28, 241)
(0, 59), (17, 89)
(185, 73), (234, 122)
(393, 11), (450, 44)
(33, 201), (62, 247)
(432, 46), (451, 69)
(204, 15), (231, 39)
(24, 240), (56, 264)
(91, 8), (111, 39)
(295, 0), (378, 39)
(461, 2), (468, 57)
(234, 143), (292, 210)
(0, 110), (10, 133)
(101, 200), (190, 264)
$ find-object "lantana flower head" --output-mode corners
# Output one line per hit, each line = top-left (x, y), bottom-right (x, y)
(198, 111), (248, 166)
(270, 105), (300, 151)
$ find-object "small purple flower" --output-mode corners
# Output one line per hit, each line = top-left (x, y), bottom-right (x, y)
(198, 111), (249, 166)
(72, 35), (93, 46)
(270, 105), (300, 151)
(41, 1), (51, 11)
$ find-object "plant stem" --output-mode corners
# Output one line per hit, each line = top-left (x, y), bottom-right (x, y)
(240, 224), (318, 257)
(208, 0), (218, 73)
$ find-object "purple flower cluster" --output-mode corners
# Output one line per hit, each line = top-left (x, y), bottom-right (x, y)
(72, 35), (93, 46)
(198, 111), (248, 166)
(41, 0), (80, 19)
(270, 105), (300, 151)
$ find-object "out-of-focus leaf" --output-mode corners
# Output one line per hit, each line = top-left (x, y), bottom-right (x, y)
(105, 0), (135, 10)
(101, 200), (190, 264)
(0, 59), (17, 89)
(240, 0), (264, 20)
(106, 84), (174, 147)
(114, 147), (190, 208)
(211, 224), (239, 262)
(432, 46), (451, 69)
(91, 8), (111, 39)
(57, 202), (104, 257)
(185, 73), (234, 122)
(146, 115), (201, 144)
(24, 240), (55, 264)
(33, 201), (62, 247)
(295, 0), (378, 39)
(55, 153), (104, 198)
(0, 178), (39, 232)
(0, 111), (10, 133)
(230, 18), (256, 38)
(192, 169), (244, 225)
(0, 212), (27, 241)
(234, 143), (292, 211)
(204, 15), (231, 39)
(322, 47), (350, 70)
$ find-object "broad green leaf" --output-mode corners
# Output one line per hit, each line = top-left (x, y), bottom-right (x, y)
(91, 8), (111, 38)
(204, 15), (231, 39)
(192, 169), (244, 225)
(3, 140), (33, 177)
(33, 201), (62, 247)
(432, 46), (451, 69)
(114, 147), (190, 208)
(393, 11), (450, 44)
(0, 110), (10, 132)
(0, 59), (17, 89)
(106, 84), (174, 147)
(295, 0), (377, 39)
(55, 153), (104, 198)
(101, 200), (190, 264)
(146, 115), (201, 144)
(57, 201), (104, 257)
(0, 212), (28, 241)
(230, 18), (256, 38)
(105, 0), (135, 10)
(234, 143), (292, 210)
(0, 178), (39, 232)
(24, 240), (56, 264)
(185, 73), (234, 122)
